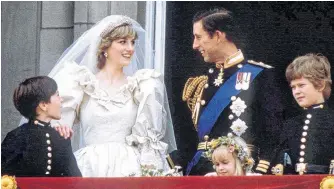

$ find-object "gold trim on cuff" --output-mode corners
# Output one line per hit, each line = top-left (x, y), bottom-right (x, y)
(257, 164), (269, 170)
(166, 155), (175, 169)
(197, 142), (209, 150)
(256, 167), (268, 173)
(259, 160), (270, 166)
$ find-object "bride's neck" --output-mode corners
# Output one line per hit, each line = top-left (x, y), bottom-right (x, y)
(97, 63), (126, 85)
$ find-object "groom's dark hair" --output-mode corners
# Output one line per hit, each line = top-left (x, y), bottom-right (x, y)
(193, 8), (243, 48)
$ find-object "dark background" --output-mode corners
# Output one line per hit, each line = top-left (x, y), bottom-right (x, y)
(164, 1), (334, 164)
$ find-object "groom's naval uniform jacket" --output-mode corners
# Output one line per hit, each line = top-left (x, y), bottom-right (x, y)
(182, 50), (284, 175)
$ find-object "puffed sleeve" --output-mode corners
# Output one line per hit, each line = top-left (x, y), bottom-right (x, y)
(51, 61), (98, 151)
(125, 69), (169, 170)
(51, 61), (96, 129)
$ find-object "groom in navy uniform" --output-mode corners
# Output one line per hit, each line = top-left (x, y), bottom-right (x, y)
(182, 8), (285, 175)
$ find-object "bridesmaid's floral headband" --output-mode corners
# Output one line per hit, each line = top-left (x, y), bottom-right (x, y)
(203, 133), (254, 171)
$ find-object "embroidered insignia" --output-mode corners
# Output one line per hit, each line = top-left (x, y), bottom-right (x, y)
(213, 68), (224, 86)
(230, 97), (247, 117)
(230, 118), (248, 136)
(214, 78), (223, 86)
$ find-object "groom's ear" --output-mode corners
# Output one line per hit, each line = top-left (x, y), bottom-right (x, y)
(215, 30), (227, 43)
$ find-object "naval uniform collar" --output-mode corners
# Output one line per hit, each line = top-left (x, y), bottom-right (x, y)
(224, 49), (244, 69)
(206, 50), (245, 87)
(207, 50), (245, 74)
(220, 49), (244, 69)
(303, 102), (326, 111)
(30, 119), (51, 127)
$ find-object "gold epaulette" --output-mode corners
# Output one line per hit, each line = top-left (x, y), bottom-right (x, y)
(182, 75), (208, 130)
(248, 60), (273, 69)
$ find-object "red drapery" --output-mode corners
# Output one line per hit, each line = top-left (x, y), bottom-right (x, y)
(14, 175), (330, 189)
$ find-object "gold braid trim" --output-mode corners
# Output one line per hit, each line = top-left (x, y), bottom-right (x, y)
(166, 155), (175, 169)
(182, 75), (208, 130)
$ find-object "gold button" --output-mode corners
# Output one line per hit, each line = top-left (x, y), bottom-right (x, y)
(204, 84), (209, 88)
(204, 135), (209, 141)
(201, 100), (206, 105)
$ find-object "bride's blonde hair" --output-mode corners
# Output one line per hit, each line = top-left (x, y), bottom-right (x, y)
(97, 24), (138, 69)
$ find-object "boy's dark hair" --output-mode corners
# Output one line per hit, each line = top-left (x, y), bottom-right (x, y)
(193, 8), (243, 48)
(13, 76), (58, 120)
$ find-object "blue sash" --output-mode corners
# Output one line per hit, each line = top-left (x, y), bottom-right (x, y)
(186, 63), (264, 175)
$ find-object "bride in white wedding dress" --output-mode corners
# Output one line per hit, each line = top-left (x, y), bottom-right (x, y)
(48, 15), (177, 177)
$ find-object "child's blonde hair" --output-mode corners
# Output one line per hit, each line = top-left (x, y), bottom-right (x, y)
(204, 134), (254, 175)
(212, 145), (244, 175)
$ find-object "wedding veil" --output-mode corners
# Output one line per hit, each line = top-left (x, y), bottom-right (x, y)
(21, 15), (177, 154)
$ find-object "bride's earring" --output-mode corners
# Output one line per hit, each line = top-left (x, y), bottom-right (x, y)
(104, 52), (108, 58)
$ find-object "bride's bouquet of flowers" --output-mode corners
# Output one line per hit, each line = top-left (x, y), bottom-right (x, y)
(140, 165), (183, 177)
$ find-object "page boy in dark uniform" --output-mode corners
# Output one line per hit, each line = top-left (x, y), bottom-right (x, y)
(1, 76), (82, 177)
(271, 53), (334, 175)
(182, 8), (285, 175)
